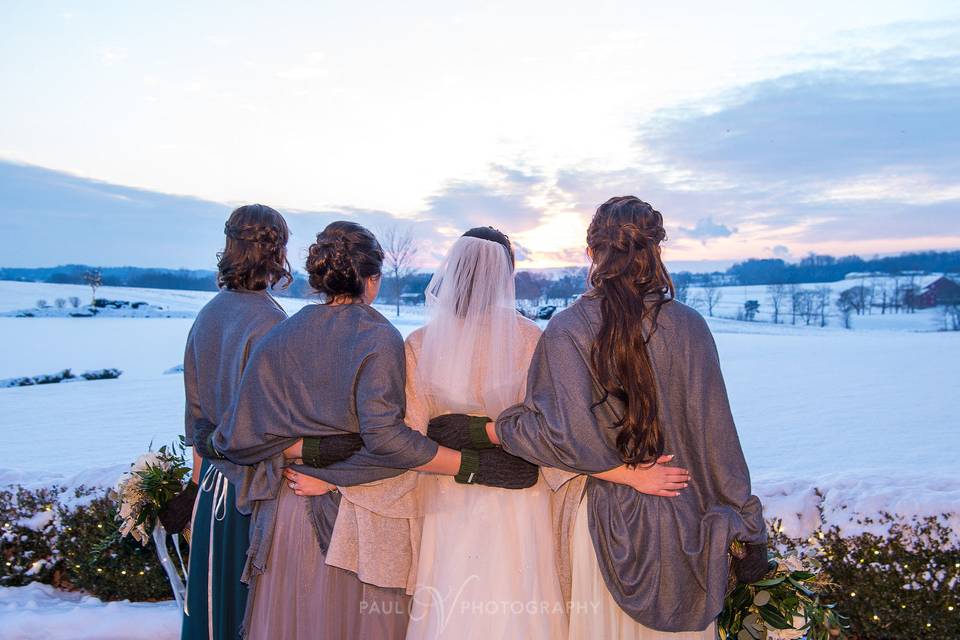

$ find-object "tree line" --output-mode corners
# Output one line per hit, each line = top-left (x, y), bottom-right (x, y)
(722, 250), (960, 286)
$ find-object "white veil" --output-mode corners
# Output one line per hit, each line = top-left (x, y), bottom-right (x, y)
(418, 235), (523, 418)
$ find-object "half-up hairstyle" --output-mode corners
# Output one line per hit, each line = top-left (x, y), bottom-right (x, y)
(306, 221), (384, 301)
(586, 196), (674, 466)
(217, 204), (293, 291)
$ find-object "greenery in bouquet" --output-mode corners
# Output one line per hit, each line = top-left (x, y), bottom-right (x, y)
(719, 543), (848, 640)
(115, 441), (190, 545)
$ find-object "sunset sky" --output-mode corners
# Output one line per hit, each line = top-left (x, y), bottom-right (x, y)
(1, 1), (958, 270)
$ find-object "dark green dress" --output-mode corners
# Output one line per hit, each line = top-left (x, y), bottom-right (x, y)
(180, 459), (250, 640)
(180, 289), (287, 640)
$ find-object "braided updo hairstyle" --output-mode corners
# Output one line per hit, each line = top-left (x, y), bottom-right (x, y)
(586, 196), (675, 466)
(306, 221), (384, 301)
(217, 204), (293, 291)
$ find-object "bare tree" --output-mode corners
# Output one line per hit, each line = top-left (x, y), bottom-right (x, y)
(515, 271), (547, 307)
(673, 280), (689, 304)
(942, 304), (960, 331)
(836, 288), (858, 329)
(767, 284), (786, 324)
(703, 284), (722, 317)
(848, 285), (870, 315)
(787, 284), (802, 325)
(83, 268), (103, 305)
(814, 286), (832, 327)
(380, 226), (418, 317)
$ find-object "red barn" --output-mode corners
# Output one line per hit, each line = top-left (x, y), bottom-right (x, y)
(913, 276), (960, 308)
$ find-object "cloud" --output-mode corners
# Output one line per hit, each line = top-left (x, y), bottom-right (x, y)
(678, 218), (737, 244)
(772, 245), (791, 258)
(6, 21), (960, 270)
(511, 241), (532, 262)
(99, 47), (128, 65)
(559, 38), (960, 253)
(640, 60), (960, 188)
(423, 165), (546, 234)
(0, 160), (441, 270)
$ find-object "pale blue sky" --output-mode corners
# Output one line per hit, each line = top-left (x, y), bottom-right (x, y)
(1, 1), (958, 268)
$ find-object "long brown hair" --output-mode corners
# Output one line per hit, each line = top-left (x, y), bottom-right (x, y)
(217, 204), (293, 291)
(586, 196), (674, 466)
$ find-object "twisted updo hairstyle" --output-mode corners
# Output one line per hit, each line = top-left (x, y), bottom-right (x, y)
(586, 196), (674, 466)
(306, 221), (384, 301)
(217, 204), (292, 291)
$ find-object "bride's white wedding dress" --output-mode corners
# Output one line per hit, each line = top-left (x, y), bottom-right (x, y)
(403, 235), (567, 640)
(403, 324), (568, 640)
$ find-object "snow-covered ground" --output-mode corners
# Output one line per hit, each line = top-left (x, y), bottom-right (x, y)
(0, 279), (958, 637)
(0, 583), (179, 640)
(685, 273), (947, 331)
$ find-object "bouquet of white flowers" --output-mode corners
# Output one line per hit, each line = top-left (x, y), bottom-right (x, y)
(115, 442), (191, 607)
(719, 545), (848, 640)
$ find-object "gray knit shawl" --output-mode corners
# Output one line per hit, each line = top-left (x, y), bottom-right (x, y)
(496, 295), (766, 632)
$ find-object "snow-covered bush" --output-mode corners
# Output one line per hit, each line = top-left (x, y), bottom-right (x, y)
(68, 296), (81, 308)
(79, 368), (122, 381)
(54, 298), (66, 309)
(768, 510), (960, 639)
(57, 489), (179, 601)
(0, 368), (122, 387)
(36, 299), (49, 309)
(0, 486), (60, 587)
(1, 484), (186, 601)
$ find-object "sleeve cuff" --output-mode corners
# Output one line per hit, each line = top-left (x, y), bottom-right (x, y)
(468, 416), (495, 449)
(301, 437), (322, 467)
(454, 449), (480, 484)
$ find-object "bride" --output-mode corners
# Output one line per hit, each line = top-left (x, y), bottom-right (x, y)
(403, 227), (567, 639)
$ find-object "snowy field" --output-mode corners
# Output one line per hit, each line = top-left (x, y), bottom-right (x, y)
(684, 273), (947, 331)
(0, 279), (958, 638)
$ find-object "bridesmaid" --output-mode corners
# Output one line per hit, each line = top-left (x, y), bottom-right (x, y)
(180, 204), (291, 640)
(440, 196), (770, 638)
(210, 221), (533, 639)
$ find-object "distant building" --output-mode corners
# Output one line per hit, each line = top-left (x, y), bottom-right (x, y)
(912, 276), (960, 308)
(400, 291), (426, 305)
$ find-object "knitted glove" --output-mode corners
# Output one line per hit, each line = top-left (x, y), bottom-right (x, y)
(428, 414), (496, 450)
(192, 419), (224, 460)
(158, 482), (199, 534)
(300, 434), (365, 468)
(455, 448), (539, 489)
(733, 541), (776, 584)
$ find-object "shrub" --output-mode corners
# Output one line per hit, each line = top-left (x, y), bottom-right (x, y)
(69, 296), (81, 308)
(817, 514), (959, 639)
(768, 510), (959, 639)
(54, 298), (66, 309)
(0, 486), (61, 586)
(80, 368), (122, 381)
(1, 485), (187, 601)
(36, 299), (49, 309)
(57, 489), (182, 601)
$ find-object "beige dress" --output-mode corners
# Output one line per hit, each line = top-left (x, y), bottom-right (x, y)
(568, 494), (717, 640)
